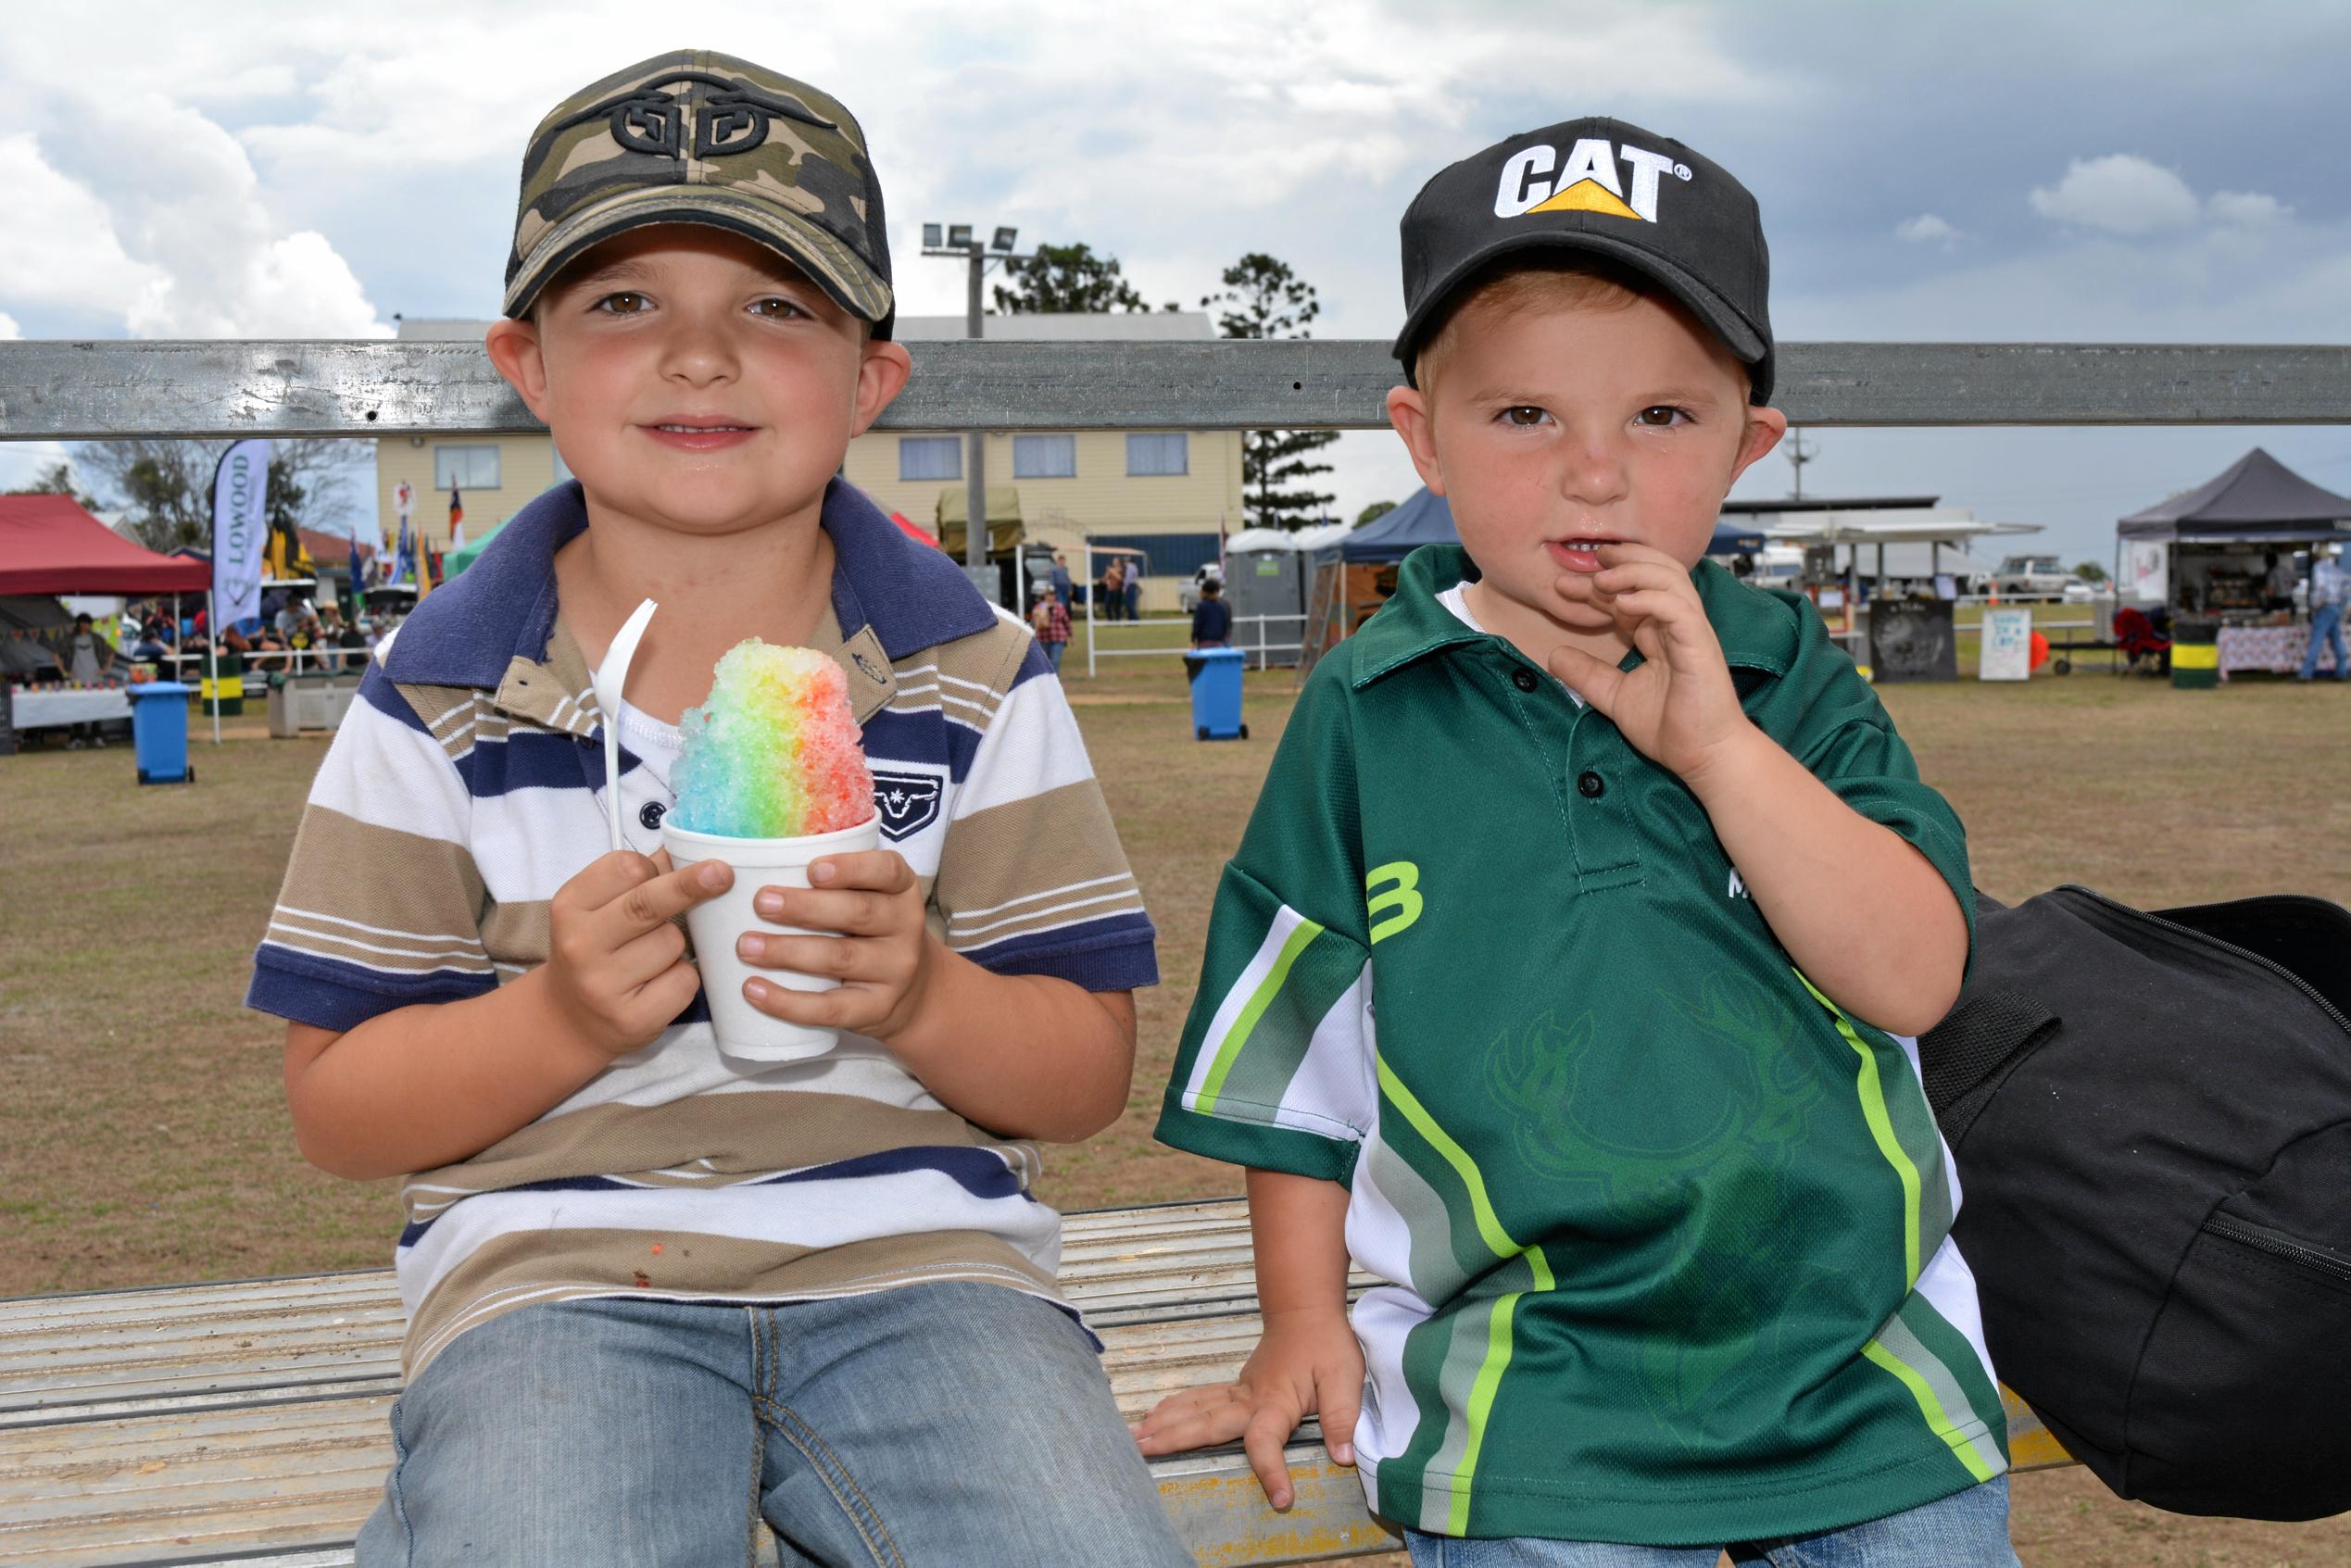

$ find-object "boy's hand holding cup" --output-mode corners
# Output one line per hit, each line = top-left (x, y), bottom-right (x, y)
(542, 849), (734, 1060)
(733, 847), (938, 1043)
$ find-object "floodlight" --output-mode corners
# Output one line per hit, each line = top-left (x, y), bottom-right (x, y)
(992, 226), (1018, 253)
(948, 223), (974, 248)
(923, 222), (943, 249)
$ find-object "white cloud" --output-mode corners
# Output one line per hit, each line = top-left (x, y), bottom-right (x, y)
(1896, 213), (1959, 245)
(2029, 153), (2200, 235)
(0, 91), (387, 338)
(0, 311), (19, 339)
(0, 134), (169, 318)
(2208, 190), (2291, 226)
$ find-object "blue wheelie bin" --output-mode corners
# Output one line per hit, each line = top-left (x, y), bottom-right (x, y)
(1182, 647), (1248, 741)
(131, 681), (195, 784)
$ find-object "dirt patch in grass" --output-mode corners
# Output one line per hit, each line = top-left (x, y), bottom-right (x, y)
(6, 660), (2348, 1560)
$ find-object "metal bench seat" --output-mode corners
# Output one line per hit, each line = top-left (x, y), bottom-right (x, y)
(2, 1202), (2068, 1567)
(1, 1201), (1393, 1566)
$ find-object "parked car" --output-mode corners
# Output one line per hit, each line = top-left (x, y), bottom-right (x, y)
(1992, 554), (2074, 600)
(1177, 560), (1224, 614)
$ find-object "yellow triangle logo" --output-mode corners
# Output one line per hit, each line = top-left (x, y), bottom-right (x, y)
(1528, 178), (1643, 220)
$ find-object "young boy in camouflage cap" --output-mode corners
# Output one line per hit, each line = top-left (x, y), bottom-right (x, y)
(1140, 117), (2018, 1565)
(250, 51), (1188, 1565)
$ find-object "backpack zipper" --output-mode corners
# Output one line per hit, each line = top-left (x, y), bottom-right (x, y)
(2063, 885), (2351, 1038)
(2204, 1214), (2351, 1286)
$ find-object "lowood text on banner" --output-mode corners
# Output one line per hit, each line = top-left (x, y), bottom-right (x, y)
(210, 439), (272, 627)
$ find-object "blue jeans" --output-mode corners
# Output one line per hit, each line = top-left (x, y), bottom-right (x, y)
(1042, 639), (1065, 672)
(357, 1283), (1190, 1567)
(1404, 1476), (2018, 1568)
(2299, 602), (2346, 679)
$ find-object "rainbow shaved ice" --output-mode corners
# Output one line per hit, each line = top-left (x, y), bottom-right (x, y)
(673, 641), (874, 838)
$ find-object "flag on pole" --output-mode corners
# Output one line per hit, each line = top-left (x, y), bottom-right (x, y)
(449, 485), (464, 537)
(209, 439), (271, 631)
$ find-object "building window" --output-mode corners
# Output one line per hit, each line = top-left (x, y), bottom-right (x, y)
(899, 436), (962, 482)
(434, 445), (501, 490)
(1126, 433), (1188, 476)
(1012, 433), (1077, 479)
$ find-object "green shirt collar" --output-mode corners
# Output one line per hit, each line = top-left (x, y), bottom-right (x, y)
(1348, 545), (1798, 689)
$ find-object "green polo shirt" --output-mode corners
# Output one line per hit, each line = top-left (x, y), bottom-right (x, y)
(1157, 546), (2005, 1546)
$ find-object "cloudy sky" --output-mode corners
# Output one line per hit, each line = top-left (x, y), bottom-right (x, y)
(4, 0), (2348, 564)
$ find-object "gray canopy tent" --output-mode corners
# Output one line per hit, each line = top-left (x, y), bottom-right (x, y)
(2118, 447), (2351, 545)
(2116, 447), (2351, 614)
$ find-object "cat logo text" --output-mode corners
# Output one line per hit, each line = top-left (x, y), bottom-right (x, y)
(1493, 138), (1693, 223)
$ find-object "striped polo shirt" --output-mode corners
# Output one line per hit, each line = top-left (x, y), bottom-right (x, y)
(1157, 547), (2004, 1546)
(247, 479), (1155, 1375)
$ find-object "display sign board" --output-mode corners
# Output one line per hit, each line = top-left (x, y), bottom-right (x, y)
(1980, 606), (2034, 681)
(2125, 541), (2168, 603)
(1867, 597), (1959, 683)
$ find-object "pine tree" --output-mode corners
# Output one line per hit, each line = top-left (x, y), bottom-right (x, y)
(1202, 254), (1337, 531)
(992, 243), (1171, 314)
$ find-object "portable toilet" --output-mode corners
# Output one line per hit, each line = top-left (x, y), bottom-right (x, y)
(1223, 527), (1308, 666)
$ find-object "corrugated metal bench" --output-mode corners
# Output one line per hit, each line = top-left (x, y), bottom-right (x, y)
(2, 1198), (2069, 1567)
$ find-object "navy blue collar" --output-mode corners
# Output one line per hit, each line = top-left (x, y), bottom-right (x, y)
(381, 479), (997, 690)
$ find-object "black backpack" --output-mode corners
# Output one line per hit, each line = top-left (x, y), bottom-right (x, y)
(1918, 884), (2351, 1521)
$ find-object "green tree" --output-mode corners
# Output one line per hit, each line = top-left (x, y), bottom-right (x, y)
(1202, 253), (1338, 531)
(2073, 561), (2109, 584)
(4, 459), (100, 510)
(1356, 499), (1398, 526)
(992, 242), (1168, 314)
(70, 439), (363, 555)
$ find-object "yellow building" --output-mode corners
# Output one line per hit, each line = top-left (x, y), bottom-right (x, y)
(377, 314), (1243, 613)
(371, 320), (572, 564)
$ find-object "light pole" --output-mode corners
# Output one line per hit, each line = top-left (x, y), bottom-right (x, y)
(922, 222), (1031, 603)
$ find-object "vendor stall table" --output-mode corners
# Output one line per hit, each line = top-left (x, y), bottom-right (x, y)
(8, 684), (132, 730)
(2217, 623), (2340, 681)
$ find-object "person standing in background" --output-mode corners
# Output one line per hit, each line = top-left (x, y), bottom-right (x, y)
(1050, 551), (1074, 611)
(2298, 542), (2347, 682)
(1100, 558), (1126, 622)
(2264, 550), (2298, 613)
(61, 611), (116, 748)
(1030, 583), (1072, 673)
(1189, 580), (1232, 648)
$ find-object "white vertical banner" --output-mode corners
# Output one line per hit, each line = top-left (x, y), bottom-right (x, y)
(210, 439), (272, 628)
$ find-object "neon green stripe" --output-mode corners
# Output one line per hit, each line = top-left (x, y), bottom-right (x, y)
(1194, 918), (1324, 1115)
(1443, 1248), (1555, 1532)
(1796, 972), (1921, 1286)
(1861, 1339), (1999, 1483)
(1376, 1057), (1552, 1535)
(1376, 1054), (1518, 1257)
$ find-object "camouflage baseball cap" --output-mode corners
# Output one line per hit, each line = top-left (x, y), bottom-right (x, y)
(504, 51), (894, 334)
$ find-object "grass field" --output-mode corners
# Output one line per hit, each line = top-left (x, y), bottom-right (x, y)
(5, 640), (2348, 1565)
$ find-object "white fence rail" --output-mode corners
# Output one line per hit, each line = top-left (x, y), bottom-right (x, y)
(1080, 613), (1303, 678)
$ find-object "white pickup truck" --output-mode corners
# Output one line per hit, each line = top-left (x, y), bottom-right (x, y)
(1992, 554), (2075, 600)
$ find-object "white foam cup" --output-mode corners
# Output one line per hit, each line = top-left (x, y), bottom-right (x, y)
(660, 813), (883, 1062)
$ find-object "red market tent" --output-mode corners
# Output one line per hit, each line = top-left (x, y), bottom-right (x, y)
(0, 495), (210, 595)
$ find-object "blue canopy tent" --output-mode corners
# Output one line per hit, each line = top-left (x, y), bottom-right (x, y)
(1341, 488), (1766, 562)
(1340, 488), (1458, 562)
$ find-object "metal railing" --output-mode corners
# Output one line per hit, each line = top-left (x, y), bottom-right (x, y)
(4, 340), (2348, 435)
(3, 336), (2345, 708)
(1081, 613), (1305, 676)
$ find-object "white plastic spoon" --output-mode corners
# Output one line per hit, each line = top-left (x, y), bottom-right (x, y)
(591, 597), (660, 854)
